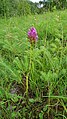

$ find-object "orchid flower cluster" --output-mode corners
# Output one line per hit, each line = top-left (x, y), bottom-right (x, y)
(28, 27), (38, 44)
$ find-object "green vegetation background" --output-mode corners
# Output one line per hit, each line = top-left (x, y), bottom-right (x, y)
(0, 0), (67, 17)
(0, 0), (67, 119)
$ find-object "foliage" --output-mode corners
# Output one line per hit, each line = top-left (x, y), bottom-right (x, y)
(0, 10), (67, 119)
(43, 0), (67, 10)
(0, 0), (31, 17)
(0, 0), (67, 17)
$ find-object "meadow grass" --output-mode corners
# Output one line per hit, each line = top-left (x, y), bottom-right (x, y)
(0, 10), (67, 119)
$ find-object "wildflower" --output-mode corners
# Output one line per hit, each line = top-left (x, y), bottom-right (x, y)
(55, 15), (60, 22)
(28, 27), (38, 43)
(34, 17), (36, 21)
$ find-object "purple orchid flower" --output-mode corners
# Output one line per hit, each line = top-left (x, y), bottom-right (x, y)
(28, 27), (38, 43)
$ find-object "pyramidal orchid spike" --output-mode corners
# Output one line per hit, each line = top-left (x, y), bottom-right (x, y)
(28, 27), (38, 44)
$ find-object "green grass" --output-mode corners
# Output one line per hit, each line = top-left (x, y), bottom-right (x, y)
(0, 10), (67, 119)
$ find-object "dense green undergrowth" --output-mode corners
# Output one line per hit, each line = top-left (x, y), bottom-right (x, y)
(0, 10), (67, 119)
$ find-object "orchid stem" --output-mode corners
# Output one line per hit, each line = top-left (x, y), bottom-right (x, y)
(26, 44), (32, 98)
(26, 73), (29, 97)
